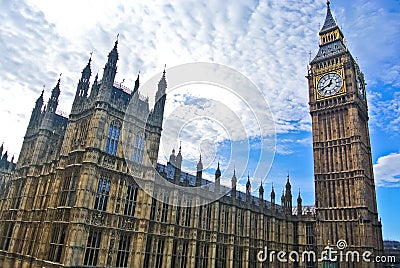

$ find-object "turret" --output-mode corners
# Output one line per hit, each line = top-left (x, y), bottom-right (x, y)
(297, 190), (303, 216)
(215, 161), (221, 194)
(281, 190), (285, 207)
(152, 68), (167, 128)
(246, 174), (251, 202)
(176, 144), (182, 169)
(97, 39), (119, 102)
(132, 73), (140, 96)
(270, 183), (275, 205)
(196, 154), (203, 187)
(168, 148), (176, 166)
(231, 169), (237, 199)
(46, 78), (61, 113)
(259, 182), (264, 202)
(28, 89), (44, 130)
(1, 151), (8, 162)
(285, 175), (292, 214)
(89, 73), (99, 99)
(77, 56), (92, 98)
(173, 145), (182, 184)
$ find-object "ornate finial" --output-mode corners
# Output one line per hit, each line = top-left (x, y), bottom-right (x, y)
(163, 64), (166, 74)
(327, 0), (330, 7)
(59, 73), (62, 79)
(117, 33), (119, 41)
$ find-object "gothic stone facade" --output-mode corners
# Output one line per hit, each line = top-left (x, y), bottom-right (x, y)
(0, 3), (383, 268)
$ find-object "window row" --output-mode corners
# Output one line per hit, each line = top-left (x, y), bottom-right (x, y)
(104, 120), (146, 164)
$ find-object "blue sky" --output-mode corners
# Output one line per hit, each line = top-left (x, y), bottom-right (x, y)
(0, 0), (399, 240)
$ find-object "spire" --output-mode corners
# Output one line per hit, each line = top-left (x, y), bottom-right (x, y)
(28, 89), (44, 128)
(297, 190), (303, 216)
(100, 37), (119, 89)
(156, 66), (167, 100)
(175, 142), (182, 169)
(151, 67), (167, 128)
(82, 54), (92, 78)
(1, 151), (8, 161)
(246, 173), (251, 193)
(89, 73), (99, 99)
(197, 154), (203, 171)
(132, 71), (140, 95)
(0, 143), (3, 157)
(215, 161), (221, 177)
(47, 76), (61, 113)
(231, 167), (237, 199)
(169, 148), (176, 166)
(270, 183), (275, 203)
(108, 36), (119, 65)
(320, 0), (338, 34)
(173, 144), (182, 184)
(246, 173), (251, 202)
(286, 173), (292, 191)
(215, 161), (221, 193)
(297, 190), (302, 203)
(76, 55), (92, 98)
(259, 181), (264, 201)
(35, 89), (44, 110)
(196, 154), (203, 187)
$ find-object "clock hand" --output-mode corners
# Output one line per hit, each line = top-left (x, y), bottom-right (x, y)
(321, 79), (333, 90)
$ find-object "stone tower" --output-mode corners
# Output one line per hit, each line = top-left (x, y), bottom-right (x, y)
(307, 1), (383, 265)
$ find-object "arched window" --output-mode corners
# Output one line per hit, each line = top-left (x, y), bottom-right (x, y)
(124, 184), (138, 216)
(105, 121), (121, 155)
(94, 176), (111, 211)
(132, 133), (145, 164)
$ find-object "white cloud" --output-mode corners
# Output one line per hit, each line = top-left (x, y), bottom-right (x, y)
(369, 92), (400, 133)
(374, 153), (400, 187)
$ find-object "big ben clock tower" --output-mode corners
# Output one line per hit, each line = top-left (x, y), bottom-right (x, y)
(307, 1), (383, 266)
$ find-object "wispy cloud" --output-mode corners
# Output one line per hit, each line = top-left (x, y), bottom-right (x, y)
(369, 92), (400, 134)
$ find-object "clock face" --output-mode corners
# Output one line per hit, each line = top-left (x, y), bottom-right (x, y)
(317, 73), (343, 97)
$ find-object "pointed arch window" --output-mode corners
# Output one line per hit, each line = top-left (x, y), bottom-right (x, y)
(132, 133), (145, 164)
(105, 121), (121, 155)
(94, 176), (111, 211)
(124, 184), (138, 216)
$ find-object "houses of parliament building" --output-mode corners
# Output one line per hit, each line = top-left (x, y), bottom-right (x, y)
(0, 2), (384, 268)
